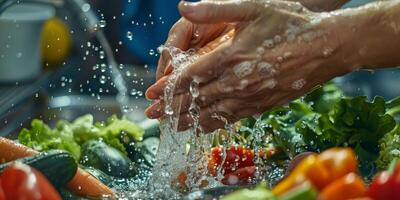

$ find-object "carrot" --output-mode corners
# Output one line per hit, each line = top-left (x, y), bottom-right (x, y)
(0, 137), (37, 163)
(0, 137), (115, 198)
(67, 168), (114, 199)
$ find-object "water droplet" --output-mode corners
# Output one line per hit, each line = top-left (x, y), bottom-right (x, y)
(99, 75), (107, 84)
(130, 89), (137, 96)
(262, 39), (274, 48)
(126, 31), (133, 40)
(323, 48), (333, 57)
(100, 64), (107, 72)
(291, 79), (306, 90)
(149, 49), (155, 56)
(233, 61), (254, 79)
(189, 81), (200, 98)
(81, 3), (91, 12)
(165, 105), (174, 115)
(257, 62), (275, 77)
(274, 35), (282, 43)
(98, 20), (106, 28)
(99, 51), (105, 59)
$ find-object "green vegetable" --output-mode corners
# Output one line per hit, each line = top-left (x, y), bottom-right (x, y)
(221, 183), (276, 200)
(73, 114), (144, 155)
(128, 137), (160, 167)
(377, 124), (400, 170)
(18, 119), (81, 159)
(279, 183), (317, 200)
(376, 97), (400, 170)
(0, 150), (77, 187)
(240, 83), (399, 177)
(18, 114), (145, 159)
(80, 140), (136, 177)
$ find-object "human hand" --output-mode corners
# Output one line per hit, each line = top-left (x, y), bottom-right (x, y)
(146, 0), (353, 133)
(155, 17), (232, 80)
(155, 0), (349, 81)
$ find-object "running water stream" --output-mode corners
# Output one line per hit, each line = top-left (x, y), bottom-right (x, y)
(145, 47), (220, 199)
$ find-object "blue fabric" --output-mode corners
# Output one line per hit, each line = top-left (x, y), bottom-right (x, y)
(121, 0), (181, 67)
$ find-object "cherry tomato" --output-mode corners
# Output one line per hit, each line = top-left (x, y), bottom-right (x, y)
(0, 163), (61, 200)
(318, 173), (366, 200)
(208, 146), (254, 176)
(221, 166), (256, 185)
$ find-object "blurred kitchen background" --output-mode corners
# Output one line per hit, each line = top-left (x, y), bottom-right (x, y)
(0, 0), (399, 136)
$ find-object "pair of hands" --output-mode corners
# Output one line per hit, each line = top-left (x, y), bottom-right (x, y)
(145, 0), (354, 133)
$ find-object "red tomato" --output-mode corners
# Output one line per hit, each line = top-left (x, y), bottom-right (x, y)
(0, 163), (61, 200)
(208, 146), (254, 176)
(221, 166), (256, 185)
(0, 180), (5, 200)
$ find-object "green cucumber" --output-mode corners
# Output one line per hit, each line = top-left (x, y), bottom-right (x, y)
(0, 150), (77, 187)
(128, 137), (160, 167)
(279, 183), (317, 200)
(80, 140), (137, 177)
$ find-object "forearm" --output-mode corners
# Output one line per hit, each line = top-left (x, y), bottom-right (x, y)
(336, 0), (400, 71)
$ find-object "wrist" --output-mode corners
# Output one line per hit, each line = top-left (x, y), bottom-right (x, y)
(331, 1), (400, 71)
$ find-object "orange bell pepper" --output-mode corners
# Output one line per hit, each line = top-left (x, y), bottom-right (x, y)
(272, 154), (330, 195)
(272, 148), (358, 196)
(317, 173), (367, 200)
(318, 147), (358, 181)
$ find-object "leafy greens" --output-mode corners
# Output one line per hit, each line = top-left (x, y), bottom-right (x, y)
(18, 114), (144, 160)
(240, 83), (400, 177)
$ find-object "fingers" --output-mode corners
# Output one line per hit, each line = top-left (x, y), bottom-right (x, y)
(177, 99), (244, 133)
(179, 0), (262, 24)
(174, 41), (233, 95)
(145, 75), (169, 100)
(156, 18), (193, 80)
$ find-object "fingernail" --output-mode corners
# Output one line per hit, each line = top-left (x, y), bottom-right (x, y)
(179, 1), (195, 14)
(164, 60), (173, 75)
(145, 87), (157, 100)
(145, 102), (163, 119)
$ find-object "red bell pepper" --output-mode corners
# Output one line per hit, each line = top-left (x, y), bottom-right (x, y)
(0, 180), (5, 200)
(0, 163), (61, 200)
(367, 161), (400, 200)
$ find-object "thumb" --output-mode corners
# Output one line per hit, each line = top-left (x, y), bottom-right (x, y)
(178, 0), (261, 24)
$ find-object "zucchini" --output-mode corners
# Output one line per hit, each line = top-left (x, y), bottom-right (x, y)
(128, 137), (160, 167)
(80, 140), (137, 177)
(0, 150), (77, 187)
